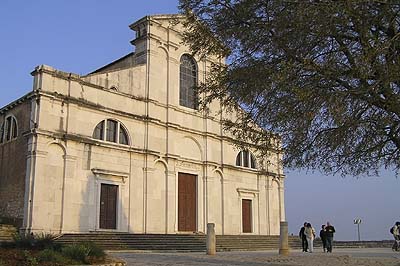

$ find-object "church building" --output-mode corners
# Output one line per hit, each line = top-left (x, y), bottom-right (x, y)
(0, 14), (285, 235)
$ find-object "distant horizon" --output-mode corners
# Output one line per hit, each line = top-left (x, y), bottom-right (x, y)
(1, 0), (398, 241)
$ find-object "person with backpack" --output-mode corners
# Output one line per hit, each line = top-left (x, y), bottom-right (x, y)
(391, 221), (400, 251)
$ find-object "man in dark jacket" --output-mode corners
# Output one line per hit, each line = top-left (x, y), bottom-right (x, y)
(325, 222), (336, 252)
(320, 225), (327, 252)
(299, 222), (308, 252)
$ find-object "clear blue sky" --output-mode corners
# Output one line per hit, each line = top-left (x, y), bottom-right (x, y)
(1, 0), (398, 241)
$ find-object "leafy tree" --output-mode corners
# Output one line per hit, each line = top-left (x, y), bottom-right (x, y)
(179, 0), (400, 176)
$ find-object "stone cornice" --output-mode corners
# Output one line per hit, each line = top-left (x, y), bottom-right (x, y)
(92, 168), (129, 183)
(0, 91), (36, 113)
(31, 65), (101, 89)
(26, 150), (48, 158)
(237, 188), (259, 197)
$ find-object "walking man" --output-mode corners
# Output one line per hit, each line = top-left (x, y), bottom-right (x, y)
(391, 221), (400, 251)
(299, 222), (308, 252)
(325, 222), (335, 253)
(320, 224), (327, 252)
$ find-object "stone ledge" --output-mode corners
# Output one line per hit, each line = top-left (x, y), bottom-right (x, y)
(72, 263), (126, 266)
(71, 259), (126, 266)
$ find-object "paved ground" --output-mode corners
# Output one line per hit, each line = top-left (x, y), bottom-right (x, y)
(109, 248), (400, 266)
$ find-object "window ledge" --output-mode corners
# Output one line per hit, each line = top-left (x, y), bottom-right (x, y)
(179, 104), (200, 112)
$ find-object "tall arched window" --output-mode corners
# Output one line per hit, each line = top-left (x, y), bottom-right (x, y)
(236, 150), (257, 169)
(0, 115), (18, 144)
(93, 119), (129, 145)
(180, 54), (198, 109)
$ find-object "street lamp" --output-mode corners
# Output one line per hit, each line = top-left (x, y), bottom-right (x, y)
(353, 219), (362, 241)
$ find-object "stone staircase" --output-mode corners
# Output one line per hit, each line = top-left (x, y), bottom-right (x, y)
(55, 233), (393, 252)
(56, 233), (207, 252)
(56, 233), (302, 252)
(0, 224), (17, 242)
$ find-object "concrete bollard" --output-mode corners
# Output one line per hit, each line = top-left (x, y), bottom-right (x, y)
(279, 221), (289, 255)
(206, 223), (216, 255)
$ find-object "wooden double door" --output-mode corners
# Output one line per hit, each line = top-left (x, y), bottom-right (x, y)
(178, 173), (197, 232)
(100, 184), (118, 229)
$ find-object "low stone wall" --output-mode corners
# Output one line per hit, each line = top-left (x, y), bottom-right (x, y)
(291, 237), (394, 249)
(333, 240), (393, 248)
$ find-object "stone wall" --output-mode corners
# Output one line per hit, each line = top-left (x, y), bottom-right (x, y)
(0, 99), (31, 223)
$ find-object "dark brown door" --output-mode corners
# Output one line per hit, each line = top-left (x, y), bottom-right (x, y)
(178, 173), (197, 231)
(242, 199), (252, 233)
(100, 184), (118, 229)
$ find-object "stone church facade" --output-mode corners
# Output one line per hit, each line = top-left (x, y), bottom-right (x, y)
(0, 15), (285, 235)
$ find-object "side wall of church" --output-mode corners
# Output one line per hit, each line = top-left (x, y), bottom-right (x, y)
(0, 100), (31, 225)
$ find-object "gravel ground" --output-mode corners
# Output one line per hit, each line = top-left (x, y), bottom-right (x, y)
(110, 248), (400, 266)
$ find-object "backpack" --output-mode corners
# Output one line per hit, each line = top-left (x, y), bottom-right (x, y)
(390, 226), (394, 234)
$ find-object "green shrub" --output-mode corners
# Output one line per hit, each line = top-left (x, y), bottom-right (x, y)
(0, 240), (16, 249)
(23, 250), (38, 266)
(38, 249), (79, 265)
(12, 232), (60, 250)
(61, 244), (91, 263)
(34, 232), (60, 250)
(13, 233), (35, 249)
(81, 241), (106, 258)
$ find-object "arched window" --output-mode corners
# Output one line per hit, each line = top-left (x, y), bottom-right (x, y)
(93, 119), (129, 145)
(179, 54), (198, 109)
(0, 116), (18, 144)
(236, 150), (257, 169)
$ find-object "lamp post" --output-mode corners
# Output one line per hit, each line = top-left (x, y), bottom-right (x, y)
(353, 219), (362, 241)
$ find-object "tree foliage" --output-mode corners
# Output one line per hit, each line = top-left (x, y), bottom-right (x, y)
(179, 0), (400, 176)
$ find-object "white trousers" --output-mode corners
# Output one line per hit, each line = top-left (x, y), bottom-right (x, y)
(306, 238), (314, 252)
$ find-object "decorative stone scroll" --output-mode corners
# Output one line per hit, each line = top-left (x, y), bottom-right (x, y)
(91, 168), (129, 183)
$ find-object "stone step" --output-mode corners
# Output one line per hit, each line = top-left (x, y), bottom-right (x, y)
(62, 233), (393, 252)
(58, 241), (205, 246)
(0, 224), (17, 242)
(56, 233), (287, 251)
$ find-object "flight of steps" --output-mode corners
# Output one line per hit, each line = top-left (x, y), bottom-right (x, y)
(0, 224), (17, 243)
(56, 233), (301, 252)
(56, 233), (207, 252)
(56, 233), (392, 252)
